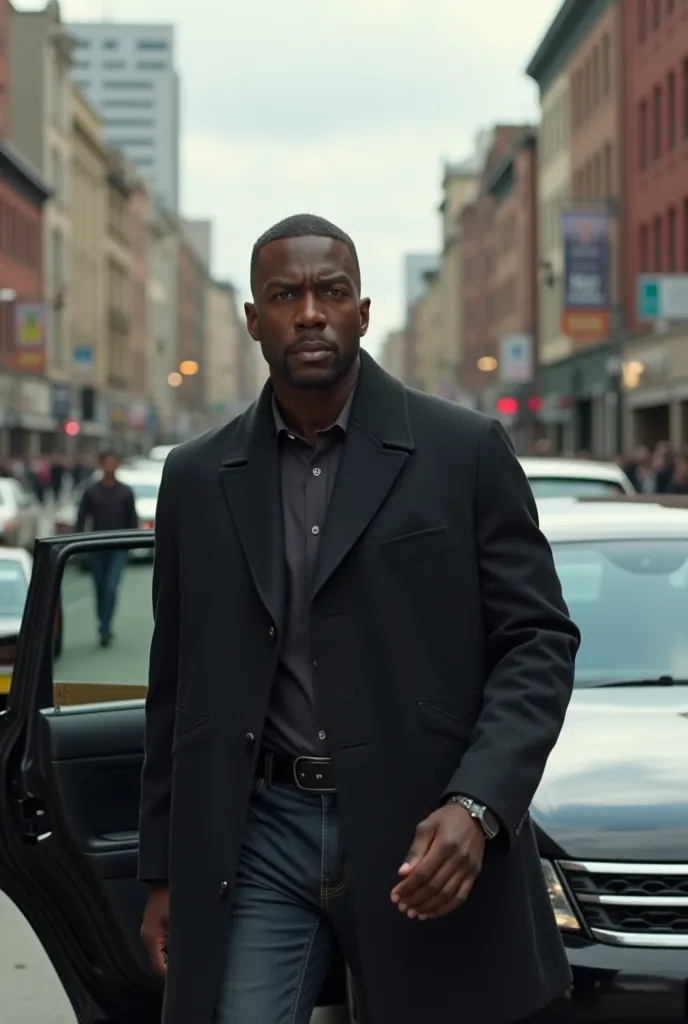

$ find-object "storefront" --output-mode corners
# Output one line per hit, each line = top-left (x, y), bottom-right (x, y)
(622, 327), (688, 450)
(539, 342), (621, 456)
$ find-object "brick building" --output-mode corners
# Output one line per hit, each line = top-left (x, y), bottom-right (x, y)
(620, 0), (688, 447)
(129, 185), (149, 408)
(457, 125), (532, 408)
(527, 0), (627, 456)
(485, 129), (539, 450)
(0, 0), (10, 134)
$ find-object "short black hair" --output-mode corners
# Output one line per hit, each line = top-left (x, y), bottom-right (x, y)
(99, 449), (119, 462)
(250, 213), (361, 294)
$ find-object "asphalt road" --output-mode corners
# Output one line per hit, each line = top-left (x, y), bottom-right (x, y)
(57, 557), (154, 689)
(0, 897), (76, 1023)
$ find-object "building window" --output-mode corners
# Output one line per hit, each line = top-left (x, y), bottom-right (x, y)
(106, 118), (154, 127)
(667, 0), (674, 12)
(102, 99), (153, 109)
(653, 0), (661, 28)
(102, 60), (126, 69)
(592, 47), (600, 107)
(653, 214), (663, 270)
(75, 38), (90, 49)
(684, 198), (688, 271)
(653, 84), (662, 158)
(137, 61), (167, 71)
(683, 59), (688, 139)
(604, 142), (612, 195)
(137, 39), (168, 50)
(639, 98), (648, 168)
(602, 34), (611, 95)
(668, 206), (677, 270)
(107, 137), (155, 147)
(103, 80), (153, 89)
(639, 0), (647, 42)
(74, 60), (90, 69)
(667, 71), (676, 148)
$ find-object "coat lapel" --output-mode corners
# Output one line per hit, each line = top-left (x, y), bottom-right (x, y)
(312, 351), (415, 599)
(217, 383), (286, 630)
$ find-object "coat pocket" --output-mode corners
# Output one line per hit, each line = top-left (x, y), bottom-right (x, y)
(416, 691), (484, 740)
(380, 526), (447, 560)
(172, 706), (212, 755)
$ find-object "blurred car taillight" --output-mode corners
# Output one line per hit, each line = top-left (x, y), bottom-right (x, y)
(140, 520), (154, 530)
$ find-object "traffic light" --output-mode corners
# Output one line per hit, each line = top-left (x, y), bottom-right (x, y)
(64, 419), (80, 437)
(496, 397), (518, 416)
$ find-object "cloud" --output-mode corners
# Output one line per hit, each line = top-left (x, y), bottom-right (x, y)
(21, 0), (563, 353)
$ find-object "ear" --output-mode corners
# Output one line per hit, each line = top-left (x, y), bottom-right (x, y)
(244, 301), (259, 341)
(359, 297), (371, 337)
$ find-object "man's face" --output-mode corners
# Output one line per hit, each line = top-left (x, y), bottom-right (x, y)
(101, 455), (118, 475)
(245, 236), (370, 390)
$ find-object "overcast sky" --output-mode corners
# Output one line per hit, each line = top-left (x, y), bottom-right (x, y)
(20, 0), (563, 354)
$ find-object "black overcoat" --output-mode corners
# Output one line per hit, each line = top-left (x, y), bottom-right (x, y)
(138, 351), (580, 1024)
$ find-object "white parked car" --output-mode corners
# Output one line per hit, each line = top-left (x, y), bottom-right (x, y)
(148, 444), (177, 462)
(0, 477), (41, 551)
(520, 457), (635, 499)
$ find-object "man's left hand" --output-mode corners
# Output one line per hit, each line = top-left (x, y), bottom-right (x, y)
(390, 803), (485, 920)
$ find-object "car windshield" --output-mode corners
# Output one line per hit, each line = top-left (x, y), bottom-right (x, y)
(131, 483), (159, 500)
(553, 539), (688, 687)
(529, 478), (625, 498)
(0, 560), (29, 618)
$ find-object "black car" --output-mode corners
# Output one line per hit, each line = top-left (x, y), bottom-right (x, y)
(0, 502), (686, 1022)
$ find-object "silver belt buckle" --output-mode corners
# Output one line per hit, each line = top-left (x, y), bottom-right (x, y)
(293, 756), (335, 793)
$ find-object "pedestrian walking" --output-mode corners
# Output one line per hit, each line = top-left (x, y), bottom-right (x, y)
(139, 213), (580, 1024)
(76, 450), (139, 646)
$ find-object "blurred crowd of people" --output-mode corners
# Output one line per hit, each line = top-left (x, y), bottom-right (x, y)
(0, 452), (98, 503)
(531, 437), (688, 495)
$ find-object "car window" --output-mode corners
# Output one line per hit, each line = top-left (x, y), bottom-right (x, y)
(130, 483), (159, 500)
(553, 539), (688, 685)
(52, 545), (153, 706)
(529, 478), (625, 498)
(0, 560), (29, 619)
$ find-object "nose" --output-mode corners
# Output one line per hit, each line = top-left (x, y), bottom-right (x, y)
(295, 289), (327, 329)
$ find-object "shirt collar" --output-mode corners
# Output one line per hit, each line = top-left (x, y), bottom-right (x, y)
(272, 385), (355, 439)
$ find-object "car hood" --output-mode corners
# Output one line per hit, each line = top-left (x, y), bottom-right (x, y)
(533, 685), (688, 861)
(0, 616), (22, 639)
(135, 498), (157, 520)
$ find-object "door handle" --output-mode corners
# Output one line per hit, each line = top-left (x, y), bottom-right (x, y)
(15, 797), (52, 842)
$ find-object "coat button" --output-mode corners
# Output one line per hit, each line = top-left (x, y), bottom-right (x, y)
(219, 880), (229, 897)
(245, 732), (255, 750)
(268, 626), (276, 639)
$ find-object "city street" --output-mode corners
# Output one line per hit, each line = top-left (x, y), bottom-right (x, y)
(57, 559), (153, 689)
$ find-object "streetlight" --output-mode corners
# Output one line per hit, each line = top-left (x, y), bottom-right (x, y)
(180, 359), (198, 376)
(168, 372), (182, 387)
(477, 356), (497, 372)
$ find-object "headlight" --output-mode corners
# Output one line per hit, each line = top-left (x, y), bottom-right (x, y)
(540, 859), (580, 931)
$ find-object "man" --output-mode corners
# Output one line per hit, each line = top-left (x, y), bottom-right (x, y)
(139, 213), (580, 1024)
(76, 450), (138, 646)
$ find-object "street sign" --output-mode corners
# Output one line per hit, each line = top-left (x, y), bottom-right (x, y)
(637, 274), (688, 321)
(499, 333), (533, 384)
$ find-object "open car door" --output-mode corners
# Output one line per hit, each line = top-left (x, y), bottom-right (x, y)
(0, 531), (352, 1024)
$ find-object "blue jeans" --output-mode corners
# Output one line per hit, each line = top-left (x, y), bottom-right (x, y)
(214, 776), (364, 1024)
(90, 550), (126, 638)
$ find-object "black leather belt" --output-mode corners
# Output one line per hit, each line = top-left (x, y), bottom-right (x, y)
(255, 751), (336, 793)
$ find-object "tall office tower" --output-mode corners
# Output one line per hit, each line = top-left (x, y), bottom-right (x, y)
(69, 22), (180, 212)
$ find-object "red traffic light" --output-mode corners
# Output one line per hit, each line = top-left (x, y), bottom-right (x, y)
(496, 397), (518, 416)
(64, 419), (80, 436)
(528, 395), (542, 412)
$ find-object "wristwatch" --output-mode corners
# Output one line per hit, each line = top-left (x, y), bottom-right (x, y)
(445, 794), (500, 840)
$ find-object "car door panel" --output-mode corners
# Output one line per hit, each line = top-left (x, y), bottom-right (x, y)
(0, 532), (352, 1023)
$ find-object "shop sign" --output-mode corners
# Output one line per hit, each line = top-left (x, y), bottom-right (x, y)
(637, 275), (688, 322)
(13, 302), (47, 374)
(561, 209), (611, 343)
(73, 345), (94, 371)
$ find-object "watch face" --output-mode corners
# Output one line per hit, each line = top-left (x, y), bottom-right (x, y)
(481, 807), (499, 837)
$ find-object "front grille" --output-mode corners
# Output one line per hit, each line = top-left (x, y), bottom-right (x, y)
(559, 860), (688, 947)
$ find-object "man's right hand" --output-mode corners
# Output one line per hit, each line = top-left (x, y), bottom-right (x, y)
(141, 883), (170, 976)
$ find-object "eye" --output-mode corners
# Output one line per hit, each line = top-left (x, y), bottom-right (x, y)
(327, 287), (347, 297)
(274, 289), (296, 300)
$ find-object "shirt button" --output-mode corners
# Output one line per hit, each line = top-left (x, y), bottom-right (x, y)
(311, 525), (320, 535)
(245, 732), (255, 750)
(318, 730), (327, 740)
(218, 880), (229, 897)
(312, 467), (322, 476)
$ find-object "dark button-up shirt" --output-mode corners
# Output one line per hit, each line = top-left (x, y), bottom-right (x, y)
(262, 391), (353, 756)
(76, 479), (139, 533)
